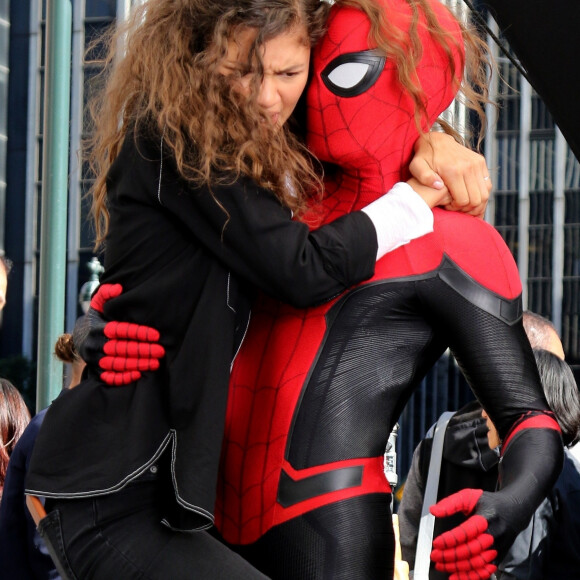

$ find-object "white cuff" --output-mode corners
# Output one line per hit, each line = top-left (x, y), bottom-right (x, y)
(361, 182), (434, 260)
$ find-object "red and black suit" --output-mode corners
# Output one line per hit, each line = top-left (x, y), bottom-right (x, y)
(214, 1), (563, 579)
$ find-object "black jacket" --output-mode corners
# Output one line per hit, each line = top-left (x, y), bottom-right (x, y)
(26, 128), (378, 531)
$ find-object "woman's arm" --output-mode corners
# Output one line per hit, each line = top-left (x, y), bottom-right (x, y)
(156, 175), (378, 308)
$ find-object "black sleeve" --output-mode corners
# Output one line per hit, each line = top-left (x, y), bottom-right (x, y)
(115, 133), (378, 308)
(159, 176), (378, 308)
(417, 273), (563, 555)
(417, 274), (547, 437)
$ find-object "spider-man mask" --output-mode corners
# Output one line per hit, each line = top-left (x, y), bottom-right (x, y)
(306, 0), (464, 186)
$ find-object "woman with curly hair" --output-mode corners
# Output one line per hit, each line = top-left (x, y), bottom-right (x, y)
(25, 0), (492, 577)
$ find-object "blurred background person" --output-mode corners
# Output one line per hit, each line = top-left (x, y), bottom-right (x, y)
(0, 378), (30, 499)
(0, 332), (85, 579)
(0, 254), (12, 315)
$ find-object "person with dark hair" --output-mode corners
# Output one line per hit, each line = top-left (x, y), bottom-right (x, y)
(0, 333), (84, 580)
(0, 378), (30, 499)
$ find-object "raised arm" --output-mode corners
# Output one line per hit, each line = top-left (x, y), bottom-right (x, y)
(410, 132), (491, 218)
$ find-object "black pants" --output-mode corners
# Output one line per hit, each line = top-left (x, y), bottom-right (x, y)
(40, 474), (269, 579)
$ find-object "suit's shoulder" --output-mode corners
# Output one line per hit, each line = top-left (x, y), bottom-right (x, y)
(432, 209), (521, 300)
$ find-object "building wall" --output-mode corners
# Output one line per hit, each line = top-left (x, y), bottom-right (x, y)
(0, 0), (9, 251)
(489, 41), (580, 375)
(1, 0), (120, 363)
(0, 0), (31, 361)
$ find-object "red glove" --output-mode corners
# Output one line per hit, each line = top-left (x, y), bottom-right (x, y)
(75, 283), (165, 386)
(430, 489), (497, 580)
(429, 413), (563, 580)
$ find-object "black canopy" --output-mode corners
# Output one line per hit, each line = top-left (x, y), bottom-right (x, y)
(476, 0), (580, 160)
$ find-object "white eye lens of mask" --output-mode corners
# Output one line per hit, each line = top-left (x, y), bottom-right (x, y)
(321, 50), (385, 98)
(326, 62), (371, 90)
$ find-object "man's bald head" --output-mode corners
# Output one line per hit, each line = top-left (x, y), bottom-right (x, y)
(522, 310), (565, 360)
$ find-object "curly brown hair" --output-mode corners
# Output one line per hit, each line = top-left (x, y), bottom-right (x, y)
(87, 0), (331, 247)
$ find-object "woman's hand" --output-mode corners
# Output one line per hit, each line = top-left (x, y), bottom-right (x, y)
(406, 177), (452, 210)
(410, 132), (491, 219)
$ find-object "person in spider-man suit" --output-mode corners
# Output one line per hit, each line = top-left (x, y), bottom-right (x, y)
(84, 1), (563, 579)
(206, 3), (563, 579)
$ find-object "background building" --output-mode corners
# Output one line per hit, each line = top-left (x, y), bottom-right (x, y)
(0, 0), (579, 482)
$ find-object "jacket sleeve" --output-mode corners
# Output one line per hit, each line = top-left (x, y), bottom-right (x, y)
(162, 176), (378, 308)
(111, 134), (378, 309)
